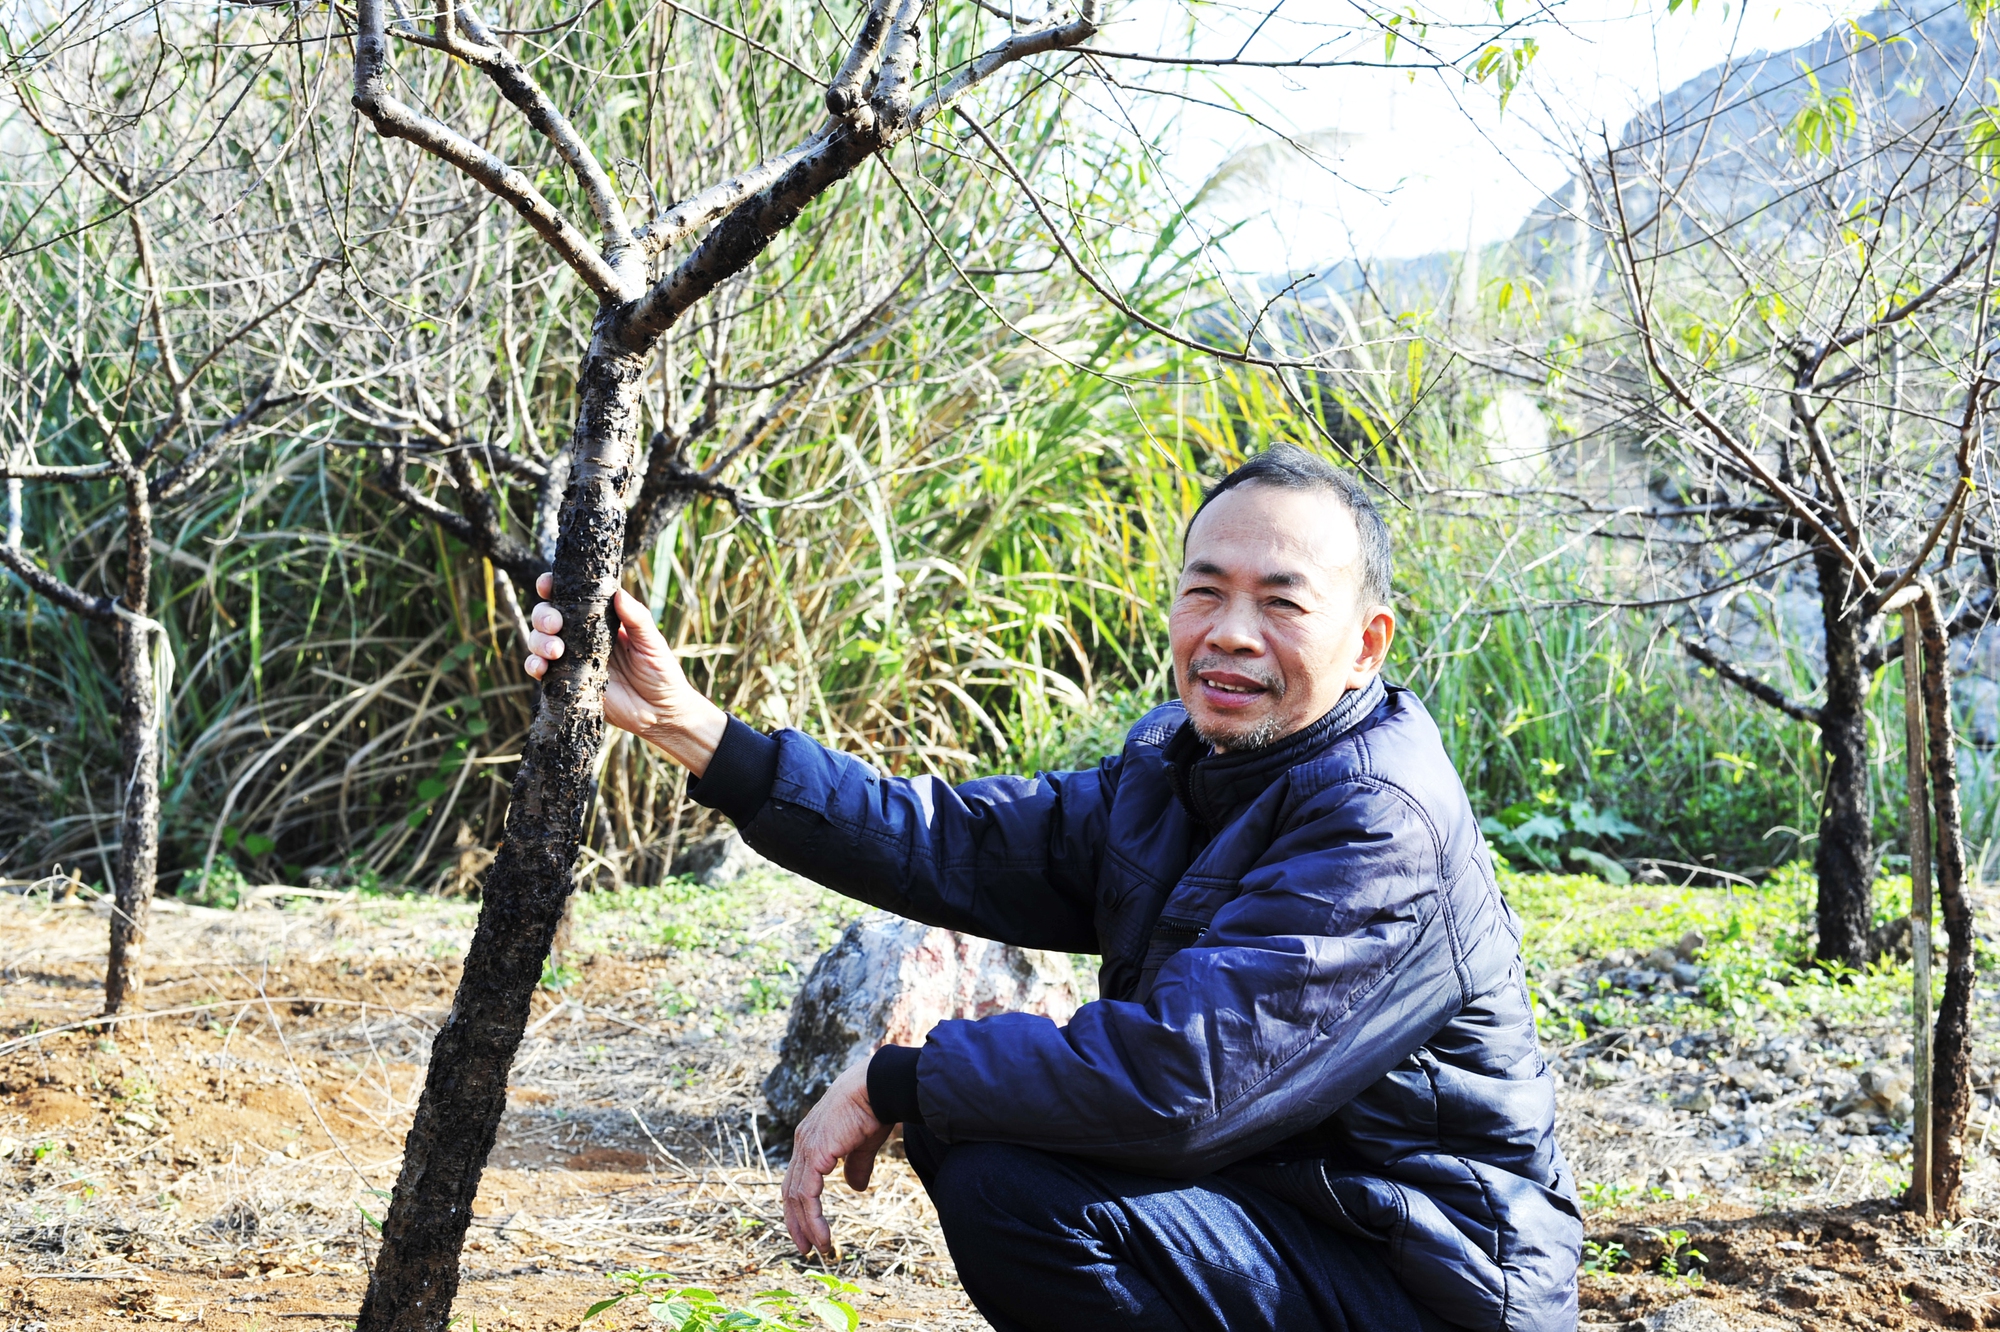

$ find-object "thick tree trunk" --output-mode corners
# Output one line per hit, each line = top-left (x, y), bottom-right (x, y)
(1812, 548), (1876, 970)
(104, 478), (156, 1016)
(1917, 592), (1975, 1213)
(356, 318), (648, 1332)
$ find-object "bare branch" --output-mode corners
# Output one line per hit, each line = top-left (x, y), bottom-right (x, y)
(1810, 207), (2000, 374)
(438, 3), (640, 283)
(150, 386), (305, 502)
(955, 108), (1354, 372)
(634, 133), (832, 258)
(376, 447), (548, 589)
(826, 0), (892, 116)
(0, 542), (116, 621)
(1682, 638), (1823, 726)
(351, 0), (635, 301)
(0, 460), (116, 481)
(1599, 139), (1873, 583)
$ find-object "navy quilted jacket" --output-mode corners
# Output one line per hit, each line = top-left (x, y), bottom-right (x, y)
(692, 678), (1582, 1331)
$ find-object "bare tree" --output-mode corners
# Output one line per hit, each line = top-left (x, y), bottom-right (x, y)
(334, 0), (1134, 1322)
(1460, 2), (1993, 1210)
(0, 44), (324, 1012)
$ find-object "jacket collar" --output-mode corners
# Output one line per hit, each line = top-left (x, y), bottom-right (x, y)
(1164, 676), (1386, 831)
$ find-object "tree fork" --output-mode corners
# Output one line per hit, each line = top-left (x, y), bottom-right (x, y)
(356, 323), (649, 1331)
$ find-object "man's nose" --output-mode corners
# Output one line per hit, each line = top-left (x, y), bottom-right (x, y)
(1206, 599), (1265, 655)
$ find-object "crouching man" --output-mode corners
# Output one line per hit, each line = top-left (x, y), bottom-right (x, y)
(523, 444), (1581, 1331)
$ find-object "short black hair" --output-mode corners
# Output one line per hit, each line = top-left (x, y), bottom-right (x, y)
(1187, 443), (1392, 607)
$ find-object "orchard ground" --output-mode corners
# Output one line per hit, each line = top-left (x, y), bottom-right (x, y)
(1, 865), (1997, 1330)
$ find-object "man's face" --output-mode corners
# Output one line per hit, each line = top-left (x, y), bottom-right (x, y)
(1169, 484), (1395, 751)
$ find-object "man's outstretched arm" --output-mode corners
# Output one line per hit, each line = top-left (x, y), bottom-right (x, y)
(525, 578), (1110, 951)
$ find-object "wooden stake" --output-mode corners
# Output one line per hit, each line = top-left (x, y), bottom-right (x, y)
(1902, 605), (1934, 1217)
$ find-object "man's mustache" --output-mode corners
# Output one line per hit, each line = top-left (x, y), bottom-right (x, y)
(1185, 655), (1285, 697)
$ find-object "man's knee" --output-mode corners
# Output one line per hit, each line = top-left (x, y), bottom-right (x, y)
(927, 1139), (1079, 1245)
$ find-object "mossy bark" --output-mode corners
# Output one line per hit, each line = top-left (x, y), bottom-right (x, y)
(1918, 594), (1974, 1213)
(356, 321), (649, 1331)
(1811, 548), (1876, 971)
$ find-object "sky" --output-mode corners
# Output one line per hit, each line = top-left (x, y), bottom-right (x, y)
(1099, 0), (1878, 269)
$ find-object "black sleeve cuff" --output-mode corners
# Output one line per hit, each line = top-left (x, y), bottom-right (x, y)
(687, 715), (779, 825)
(866, 1044), (924, 1127)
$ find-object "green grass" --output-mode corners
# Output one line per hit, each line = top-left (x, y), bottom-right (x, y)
(1505, 864), (1937, 1043)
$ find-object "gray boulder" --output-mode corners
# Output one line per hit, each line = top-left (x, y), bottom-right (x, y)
(763, 912), (1080, 1134)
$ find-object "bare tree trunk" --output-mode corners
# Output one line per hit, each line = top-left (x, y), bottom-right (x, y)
(1918, 591), (1975, 1213)
(1813, 548), (1876, 970)
(357, 322), (648, 1331)
(104, 477), (156, 1016)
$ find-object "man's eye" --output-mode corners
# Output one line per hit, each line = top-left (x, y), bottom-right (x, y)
(1267, 598), (1303, 612)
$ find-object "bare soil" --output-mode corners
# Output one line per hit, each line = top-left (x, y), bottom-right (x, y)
(1, 878), (1996, 1330)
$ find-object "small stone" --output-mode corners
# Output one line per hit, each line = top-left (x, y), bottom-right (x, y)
(1645, 946), (1679, 971)
(1890, 1094), (1915, 1120)
(1586, 1059), (1627, 1087)
(1674, 930), (1707, 960)
(1671, 962), (1702, 986)
(670, 831), (770, 886)
(1842, 1113), (1873, 1134)
(1857, 1065), (1913, 1116)
(1674, 1088), (1716, 1112)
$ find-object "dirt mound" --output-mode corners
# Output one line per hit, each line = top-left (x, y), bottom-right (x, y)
(1581, 1201), (2000, 1328)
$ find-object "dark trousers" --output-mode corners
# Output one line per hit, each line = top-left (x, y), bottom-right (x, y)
(902, 1126), (1448, 1332)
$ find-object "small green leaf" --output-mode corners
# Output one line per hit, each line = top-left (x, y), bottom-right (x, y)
(406, 807), (429, 829)
(222, 827), (241, 849)
(581, 1295), (631, 1320)
(241, 832), (276, 857)
(465, 718), (490, 737)
(417, 777), (450, 801)
(805, 1296), (857, 1332)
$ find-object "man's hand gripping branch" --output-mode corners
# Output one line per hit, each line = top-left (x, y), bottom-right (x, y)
(524, 571), (726, 775)
(525, 577), (896, 1255)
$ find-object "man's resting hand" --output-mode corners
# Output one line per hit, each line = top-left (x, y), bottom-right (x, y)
(522, 572), (727, 775)
(782, 1056), (893, 1258)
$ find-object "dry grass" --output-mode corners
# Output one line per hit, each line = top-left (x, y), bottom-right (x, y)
(5, 871), (1999, 1330)
(0, 876), (982, 1329)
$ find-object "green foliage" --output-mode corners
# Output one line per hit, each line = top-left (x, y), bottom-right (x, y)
(1651, 1228), (1707, 1284)
(581, 1271), (859, 1332)
(179, 855), (248, 910)
(1480, 788), (1642, 878)
(1788, 68), (1857, 157)
(1506, 865), (1926, 1039)
(1581, 1238), (1630, 1274)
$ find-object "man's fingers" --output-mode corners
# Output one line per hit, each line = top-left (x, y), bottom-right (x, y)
(782, 1160), (833, 1256)
(527, 629), (563, 661)
(531, 602), (563, 634)
(524, 654), (546, 681)
(783, 1195), (832, 1256)
(536, 572), (553, 599)
(610, 588), (667, 651)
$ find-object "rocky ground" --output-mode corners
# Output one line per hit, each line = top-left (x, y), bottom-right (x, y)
(1, 866), (1997, 1330)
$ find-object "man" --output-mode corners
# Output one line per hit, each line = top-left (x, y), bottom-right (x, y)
(524, 444), (1581, 1332)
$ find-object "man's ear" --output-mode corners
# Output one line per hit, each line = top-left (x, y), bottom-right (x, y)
(1348, 607), (1395, 686)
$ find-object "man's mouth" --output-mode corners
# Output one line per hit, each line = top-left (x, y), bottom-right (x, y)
(1191, 666), (1279, 710)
